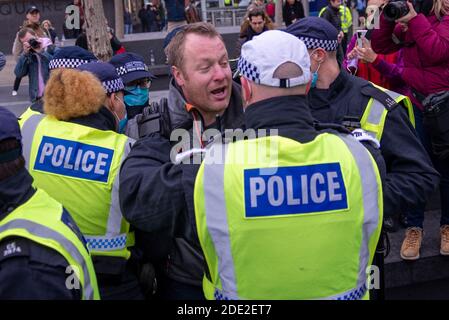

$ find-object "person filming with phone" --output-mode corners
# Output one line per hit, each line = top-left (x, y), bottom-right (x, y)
(371, 0), (449, 260)
(14, 28), (57, 103)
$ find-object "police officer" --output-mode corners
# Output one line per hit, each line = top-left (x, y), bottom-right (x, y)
(19, 46), (98, 125)
(109, 53), (155, 120)
(286, 18), (439, 237)
(19, 63), (142, 299)
(119, 22), (244, 299)
(194, 30), (384, 299)
(0, 107), (99, 300)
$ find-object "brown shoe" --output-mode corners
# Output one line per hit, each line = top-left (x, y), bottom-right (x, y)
(440, 225), (449, 255)
(400, 227), (423, 260)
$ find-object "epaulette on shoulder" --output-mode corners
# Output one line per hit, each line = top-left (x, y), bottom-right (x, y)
(360, 84), (399, 111)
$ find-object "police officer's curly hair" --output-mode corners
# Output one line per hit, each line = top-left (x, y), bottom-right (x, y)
(43, 69), (106, 121)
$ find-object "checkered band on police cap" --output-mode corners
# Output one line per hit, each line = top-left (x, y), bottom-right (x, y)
(285, 17), (339, 52)
(299, 36), (338, 51)
(49, 58), (90, 70)
(116, 61), (148, 76)
(103, 78), (125, 94)
(238, 30), (311, 88)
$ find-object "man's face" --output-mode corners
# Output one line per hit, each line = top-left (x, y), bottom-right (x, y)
(249, 15), (265, 34)
(26, 10), (40, 24)
(330, 0), (341, 8)
(173, 34), (232, 118)
(287, 0), (295, 5)
(20, 32), (36, 46)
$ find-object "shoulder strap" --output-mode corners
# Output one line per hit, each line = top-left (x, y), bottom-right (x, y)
(360, 84), (399, 111)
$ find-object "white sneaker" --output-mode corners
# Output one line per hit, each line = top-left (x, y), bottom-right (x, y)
(12, 90), (18, 96)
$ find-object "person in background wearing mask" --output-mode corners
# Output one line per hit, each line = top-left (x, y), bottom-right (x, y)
(109, 53), (155, 120)
(19, 65), (142, 300)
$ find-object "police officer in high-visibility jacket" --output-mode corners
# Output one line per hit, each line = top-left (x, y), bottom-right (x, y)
(19, 63), (142, 299)
(286, 18), (439, 242)
(194, 30), (385, 300)
(18, 46), (98, 126)
(319, 2), (353, 54)
(0, 106), (99, 300)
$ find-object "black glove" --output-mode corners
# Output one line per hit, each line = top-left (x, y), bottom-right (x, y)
(137, 98), (172, 139)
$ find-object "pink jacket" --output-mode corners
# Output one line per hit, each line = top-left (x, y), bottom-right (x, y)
(371, 13), (449, 96)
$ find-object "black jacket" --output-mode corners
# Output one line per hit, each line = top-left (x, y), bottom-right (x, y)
(119, 80), (244, 288)
(0, 169), (81, 300)
(308, 71), (439, 217)
(320, 5), (342, 31)
(283, 1), (305, 27)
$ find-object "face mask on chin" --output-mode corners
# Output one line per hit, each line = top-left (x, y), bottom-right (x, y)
(309, 49), (322, 89)
(112, 94), (128, 133)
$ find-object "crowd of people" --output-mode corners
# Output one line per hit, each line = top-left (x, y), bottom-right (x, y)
(1, 0), (449, 301)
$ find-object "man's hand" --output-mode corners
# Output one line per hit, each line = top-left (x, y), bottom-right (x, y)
(396, 1), (417, 23)
(22, 42), (31, 54)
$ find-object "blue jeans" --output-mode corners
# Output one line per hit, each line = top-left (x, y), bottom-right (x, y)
(125, 24), (133, 34)
(407, 105), (449, 227)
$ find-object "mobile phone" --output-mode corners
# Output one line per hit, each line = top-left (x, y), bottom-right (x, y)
(356, 30), (368, 47)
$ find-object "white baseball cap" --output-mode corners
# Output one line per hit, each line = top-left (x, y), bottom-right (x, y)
(238, 30), (311, 88)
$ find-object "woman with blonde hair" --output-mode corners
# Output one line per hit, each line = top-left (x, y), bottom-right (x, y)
(42, 19), (58, 44)
(371, 0), (449, 261)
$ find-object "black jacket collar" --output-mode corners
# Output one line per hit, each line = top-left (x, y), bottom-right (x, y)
(245, 95), (318, 143)
(0, 169), (35, 220)
(308, 70), (348, 109)
(68, 106), (117, 132)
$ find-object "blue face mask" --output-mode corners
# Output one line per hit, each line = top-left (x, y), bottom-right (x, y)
(112, 94), (128, 133)
(310, 62), (322, 88)
(311, 72), (319, 88)
(118, 114), (128, 133)
(124, 87), (149, 107)
(310, 50), (322, 89)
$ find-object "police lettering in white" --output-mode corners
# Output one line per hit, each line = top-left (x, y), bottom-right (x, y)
(39, 142), (109, 175)
(249, 172), (343, 207)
